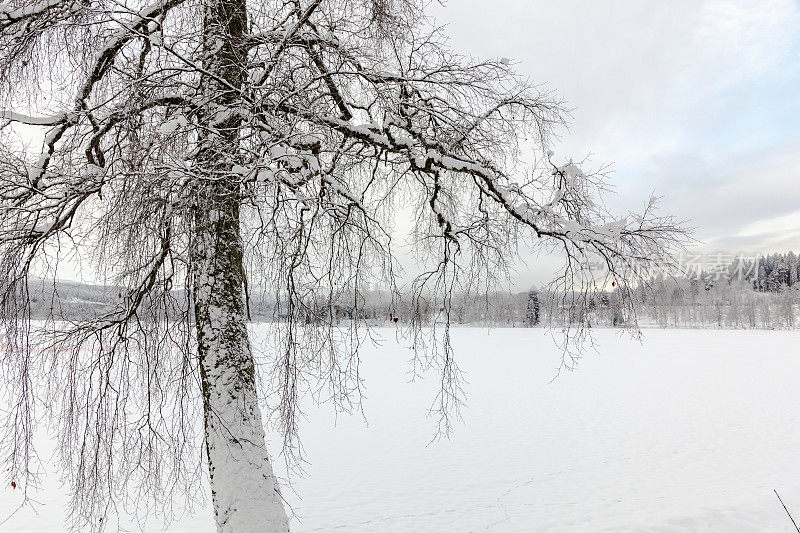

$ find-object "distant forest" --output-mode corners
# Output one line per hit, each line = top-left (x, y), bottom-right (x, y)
(24, 252), (800, 329)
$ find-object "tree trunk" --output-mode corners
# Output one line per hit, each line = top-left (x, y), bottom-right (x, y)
(192, 196), (289, 532)
(191, 0), (290, 530)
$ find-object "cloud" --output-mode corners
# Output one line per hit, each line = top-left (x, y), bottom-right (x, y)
(430, 0), (800, 269)
(435, 0), (800, 155)
(740, 210), (800, 239)
(626, 140), (800, 251)
(695, 0), (800, 76)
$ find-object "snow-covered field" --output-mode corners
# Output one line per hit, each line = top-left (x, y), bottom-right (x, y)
(3, 328), (800, 531)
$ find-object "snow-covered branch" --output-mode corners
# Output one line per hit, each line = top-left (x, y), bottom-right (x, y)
(0, 0), (687, 529)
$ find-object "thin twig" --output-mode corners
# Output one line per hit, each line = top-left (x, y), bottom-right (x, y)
(775, 489), (800, 532)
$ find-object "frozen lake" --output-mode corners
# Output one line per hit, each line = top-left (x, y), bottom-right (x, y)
(3, 327), (800, 531)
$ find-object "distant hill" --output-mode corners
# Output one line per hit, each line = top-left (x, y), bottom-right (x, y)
(23, 280), (390, 322)
(27, 279), (119, 320)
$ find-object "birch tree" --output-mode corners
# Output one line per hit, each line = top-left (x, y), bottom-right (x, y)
(0, 0), (684, 530)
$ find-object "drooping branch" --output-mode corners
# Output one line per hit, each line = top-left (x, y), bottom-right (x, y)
(0, 0), (687, 528)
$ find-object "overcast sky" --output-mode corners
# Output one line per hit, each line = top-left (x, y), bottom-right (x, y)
(427, 0), (800, 285)
(49, 1), (800, 288)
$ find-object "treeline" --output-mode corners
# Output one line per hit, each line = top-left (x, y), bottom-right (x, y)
(393, 280), (798, 330)
(751, 252), (800, 292)
(620, 278), (797, 329)
(24, 266), (800, 330)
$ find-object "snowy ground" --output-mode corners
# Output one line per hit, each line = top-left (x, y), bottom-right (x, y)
(3, 327), (800, 531)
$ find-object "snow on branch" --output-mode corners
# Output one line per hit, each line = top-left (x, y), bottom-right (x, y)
(0, 1), (688, 525)
(0, 0), (79, 28)
(0, 110), (68, 125)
